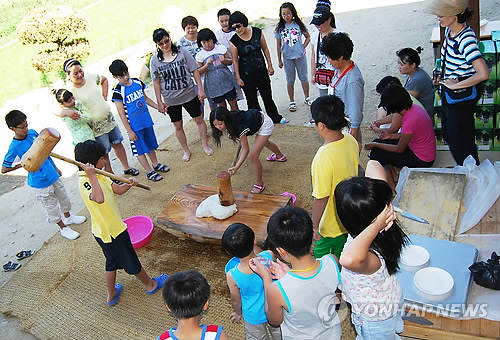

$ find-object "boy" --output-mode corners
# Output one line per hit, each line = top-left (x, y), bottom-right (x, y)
(250, 206), (342, 340)
(222, 223), (281, 340)
(322, 32), (365, 142)
(310, 96), (359, 259)
(2, 110), (84, 240)
(109, 59), (169, 182)
(74, 140), (167, 306)
(158, 270), (229, 340)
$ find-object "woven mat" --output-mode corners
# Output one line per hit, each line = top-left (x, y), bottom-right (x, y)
(0, 123), (371, 339)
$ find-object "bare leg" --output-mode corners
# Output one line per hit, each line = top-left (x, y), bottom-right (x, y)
(112, 142), (131, 170)
(105, 270), (118, 303)
(193, 116), (213, 156)
(265, 140), (284, 158)
(137, 154), (153, 173)
(250, 135), (272, 187)
(103, 153), (114, 173)
(365, 160), (387, 181)
(148, 150), (159, 167)
(173, 120), (191, 161)
(135, 267), (157, 292)
(287, 85), (295, 102)
(228, 99), (239, 111)
(301, 81), (310, 99)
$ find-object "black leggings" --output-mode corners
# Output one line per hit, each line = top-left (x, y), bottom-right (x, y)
(369, 139), (434, 168)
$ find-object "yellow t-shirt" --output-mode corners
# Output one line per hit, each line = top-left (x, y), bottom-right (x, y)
(78, 171), (126, 243)
(311, 133), (359, 238)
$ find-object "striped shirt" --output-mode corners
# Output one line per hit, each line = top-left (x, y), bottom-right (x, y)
(441, 25), (482, 79)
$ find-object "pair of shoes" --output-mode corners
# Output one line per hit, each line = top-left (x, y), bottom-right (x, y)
(251, 184), (265, 194)
(288, 101), (297, 112)
(266, 153), (287, 162)
(60, 226), (80, 240)
(304, 97), (313, 106)
(16, 250), (34, 260)
(3, 261), (21, 272)
(147, 170), (163, 182)
(123, 167), (140, 176)
(146, 273), (169, 295)
(279, 117), (290, 124)
(62, 214), (86, 225)
(153, 163), (170, 172)
(107, 283), (123, 306)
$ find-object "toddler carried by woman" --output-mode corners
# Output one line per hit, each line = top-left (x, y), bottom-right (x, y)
(53, 89), (94, 145)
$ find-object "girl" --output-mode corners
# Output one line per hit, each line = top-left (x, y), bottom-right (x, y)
(275, 2), (312, 112)
(150, 28), (213, 162)
(396, 47), (435, 121)
(424, 0), (489, 166)
(210, 107), (286, 194)
(229, 11), (287, 124)
(335, 160), (409, 339)
(53, 89), (94, 145)
(365, 85), (436, 190)
(195, 28), (239, 111)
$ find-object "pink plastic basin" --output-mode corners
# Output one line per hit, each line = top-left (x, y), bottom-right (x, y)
(123, 215), (154, 249)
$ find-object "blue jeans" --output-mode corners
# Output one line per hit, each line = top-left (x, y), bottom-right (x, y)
(351, 309), (404, 340)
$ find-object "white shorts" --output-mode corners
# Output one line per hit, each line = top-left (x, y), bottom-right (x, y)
(257, 114), (274, 136)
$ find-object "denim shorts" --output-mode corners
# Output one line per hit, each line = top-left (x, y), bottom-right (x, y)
(351, 308), (404, 340)
(95, 125), (124, 153)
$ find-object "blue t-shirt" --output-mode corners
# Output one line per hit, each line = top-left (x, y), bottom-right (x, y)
(2, 129), (59, 188)
(274, 21), (307, 59)
(229, 250), (273, 325)
(112, 78), (154, 131)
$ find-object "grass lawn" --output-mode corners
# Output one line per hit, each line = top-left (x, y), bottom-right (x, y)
(0, 0), (228, 107)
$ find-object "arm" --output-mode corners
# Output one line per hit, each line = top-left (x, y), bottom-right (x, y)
(276, 38), (283, 69)
(100, 75), (109, 100)
(339, 204), (395, 274)
(302, 31), (311, 50)
(193, 69), (206, 101)
(442, 57), (489, 90)
(406, 89), (420, 98)
(81, 163), (105, 204)
(114, 101), (137, 141)
(58, 108), (81, 120)
(370, 113), (402, 134)
(364, 133), (411, 153)
(221, 52), (232, 65)
(143, 93), (159, 111)
(345, 78), (364, 141)
(260, 33), (274, 76)
(310, 42), (316, 85)
(1, 164), (22, 174)
(112, 177), (138, 195)
(228, 134), (249, 175)
(230, 42), (244, 87)
(312, 197), (328, 240)
(197, 59), (211, 75)
(153, 78), (166, 114)
(226, 272), (243, 323)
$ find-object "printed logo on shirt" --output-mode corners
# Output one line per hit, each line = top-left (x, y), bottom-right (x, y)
(280, 28), (300, 47)
(156, 60), (189, 91)
(125, 89), (144, 105)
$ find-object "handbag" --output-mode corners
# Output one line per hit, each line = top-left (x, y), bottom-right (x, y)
(314, 33), (335, 85)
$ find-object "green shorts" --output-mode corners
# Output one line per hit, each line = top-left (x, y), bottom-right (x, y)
(313, 233), (348, 259)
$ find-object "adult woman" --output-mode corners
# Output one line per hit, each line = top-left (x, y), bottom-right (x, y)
(229, 11), (286, 124)
(310, 5), (336, 97)
(150, 28), (213, 162)
(63, 58), (137, 175)
(424, 0), (489, 165)
(396, 47), (435, 121)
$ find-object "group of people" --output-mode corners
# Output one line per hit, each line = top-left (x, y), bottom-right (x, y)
(1, 0), (492, 339)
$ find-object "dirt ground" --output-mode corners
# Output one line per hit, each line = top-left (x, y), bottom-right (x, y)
(1, 0), (499, 339)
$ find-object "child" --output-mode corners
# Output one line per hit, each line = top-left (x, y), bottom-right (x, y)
(250, 206), (342, 340)
(74, 140), (168, 306)
(310, 95), (359, 259)
(275, 2), (312, 112)
(109, 59), (169, 182)
(209, 107), (286, 194)
(158, 270), (229, 340)
(196, 28), (238, 111)
(222, 223), (281, 340)
(335, 160), (408, 339)
(365, 84), (436, 190)
(53, 89), (95, 145)
(2, 110), (84, 240)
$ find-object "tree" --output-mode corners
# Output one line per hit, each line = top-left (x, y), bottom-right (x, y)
(17, 6), (90, 73)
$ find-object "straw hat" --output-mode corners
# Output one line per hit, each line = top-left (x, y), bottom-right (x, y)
(423, 0), (469, 16)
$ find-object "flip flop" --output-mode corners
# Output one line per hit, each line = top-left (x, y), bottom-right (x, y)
(123, 167), (140, 176)
(146, 273), (168, 295)
(16, 250), (34, 260)
(107, 283), (122, 306)
(3, 261), (21, 272)
(280, 192), (297, 205)
(251, 184), (265, 194)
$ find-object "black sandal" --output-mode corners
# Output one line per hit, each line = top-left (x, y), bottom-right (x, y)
(123, 167), (140, 176)
(147, 171), (163, 182)
(153, 163), (170, 173)
(3, 261), (21, 272)
(16, 250), (34, 260)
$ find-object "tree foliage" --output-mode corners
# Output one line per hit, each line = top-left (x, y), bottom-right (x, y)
(17, 6), (90, 73)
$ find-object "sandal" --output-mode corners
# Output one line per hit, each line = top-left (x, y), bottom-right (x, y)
(123, 167), (140, 176)
(288, 101), (297, 112)
(251, 184), (265, 194)
(304, 97), (313, 106)
(279, 117), (290, 124)
(266, 153), (287, 162)
(153, 163), (170, 173)
(147, 171), (163, 182)
(16, 250), (34, 260)
(3, 261), (21, 272)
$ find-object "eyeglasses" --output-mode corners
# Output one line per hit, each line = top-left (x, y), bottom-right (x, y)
(15, 121), (28, 129)
(231, 24), (242, 30)
(157, 37), (170, 46)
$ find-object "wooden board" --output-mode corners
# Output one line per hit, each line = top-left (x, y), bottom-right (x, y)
(398, 171), (466, 240)
(154, 184), (292, 245)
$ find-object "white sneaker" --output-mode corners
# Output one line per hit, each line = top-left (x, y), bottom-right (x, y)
(62, 214), (86, 225)
(60, 226), (80, 240)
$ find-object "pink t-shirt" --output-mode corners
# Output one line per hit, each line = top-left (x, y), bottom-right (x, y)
(401, 104), (436, 162)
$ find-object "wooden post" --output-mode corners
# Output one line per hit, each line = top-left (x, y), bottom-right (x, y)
(216, 170), (235, 206)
